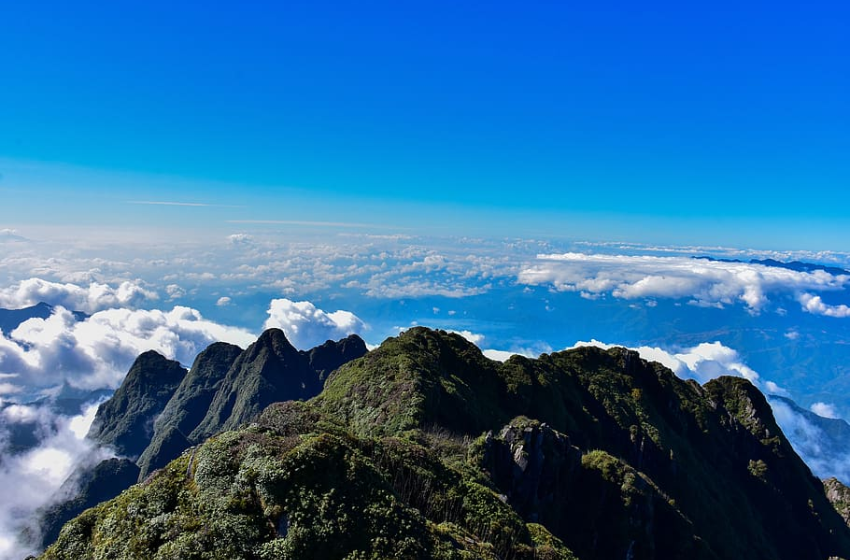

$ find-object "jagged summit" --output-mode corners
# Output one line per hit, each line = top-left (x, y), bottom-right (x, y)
(190, 327), (321, 440)
(136, 341), (243, 479)
(39, 327), (850, 560)
(87, 350), (187, 459)
(307, 333), (368, 379)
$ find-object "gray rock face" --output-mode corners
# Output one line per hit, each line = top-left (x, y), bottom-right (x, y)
(824, 477), (850, 526)
(480, 419), (582, 522)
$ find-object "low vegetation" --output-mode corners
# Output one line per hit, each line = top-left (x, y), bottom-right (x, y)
(38, 327), (850, 560)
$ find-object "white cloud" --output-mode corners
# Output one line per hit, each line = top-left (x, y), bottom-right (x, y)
(798, 293), (850, 318)
(482, 341), (553, 362)
(570, 339), (777, 390)
(769, 398), (850, 484)
(0, 401), (112, 560)
(448, 330), (484, 345)
(764, 380), (790, 397)
(227, 233), (254, 246)
(263, 299), (366, 350)
(165, 284), (186, 300)
(519, 253), (850, 314)
(0, 305), (255, 391)
(811, 402), (840, 419)
(0, 384), (21, 396)
(0, 229), (28, 242)
(352, 278), (491, 299)
(0, 279), (158, 314)
(482, 349), (517, 362)
(0, 374), (22, 395)
(2, 403), (53, 425)
(216, 296), (232, 307)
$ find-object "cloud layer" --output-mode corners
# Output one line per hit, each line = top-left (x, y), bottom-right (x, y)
(0, 279), (158, 314)
(0, 401), (110, 559)
(0, 305), (256, 393)
(769, 398), (850, 483)
(264, 299), (366, 350)
(520, 253), (850, 315)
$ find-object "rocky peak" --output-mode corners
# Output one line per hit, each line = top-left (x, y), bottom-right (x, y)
(87, 351), (186, 458)
(479, 418), (582, 523)
(825, 477), (850, 526)
(306, 334), (368, 379)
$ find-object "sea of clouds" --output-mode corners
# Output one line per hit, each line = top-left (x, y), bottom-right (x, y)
(519, 253), (850, 317)
(2, 232), (850, 558)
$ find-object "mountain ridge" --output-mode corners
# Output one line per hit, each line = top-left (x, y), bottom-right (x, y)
(38, 330), (368, 552)
(36, 327), (850, 560)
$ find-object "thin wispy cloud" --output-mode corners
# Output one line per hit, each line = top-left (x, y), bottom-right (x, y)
(127, 201), (245, 208)
(227, 219), (406, 230)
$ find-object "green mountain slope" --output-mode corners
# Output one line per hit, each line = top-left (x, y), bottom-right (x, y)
(87, 351), (187, 458)
(40, 330), (368, 555)
(39, 328), (850, 560)
(38, 458), (140, 549)
(137, 341), (243, 479)
(190, 328), (324, 442)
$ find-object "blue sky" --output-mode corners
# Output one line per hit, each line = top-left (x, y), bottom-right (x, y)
(1, 1), (848, 248)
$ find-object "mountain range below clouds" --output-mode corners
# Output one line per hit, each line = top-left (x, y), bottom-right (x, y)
(0, 302), (87, 336)
(693, 256), (850, 277)
(768, 395), (850, 484)
(2, 247), (850, 558)
(26, 327), (850, 560)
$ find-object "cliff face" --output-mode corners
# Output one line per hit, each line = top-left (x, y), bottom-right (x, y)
(86, 350), (187, 459)
(40, 328), (850, 560)
(826, 477), (850, 526)
(136, 341), (243, 479)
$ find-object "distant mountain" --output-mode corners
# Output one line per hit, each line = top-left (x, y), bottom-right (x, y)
(189, 328), (323, 441)
(0, 302), (87, 334)
(768, 394), (850, 483)
(693, 255), (850, 276)
(137, 332), (369, 479)
(306, 334), (369, 380)
(38, 328), (850, 560)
